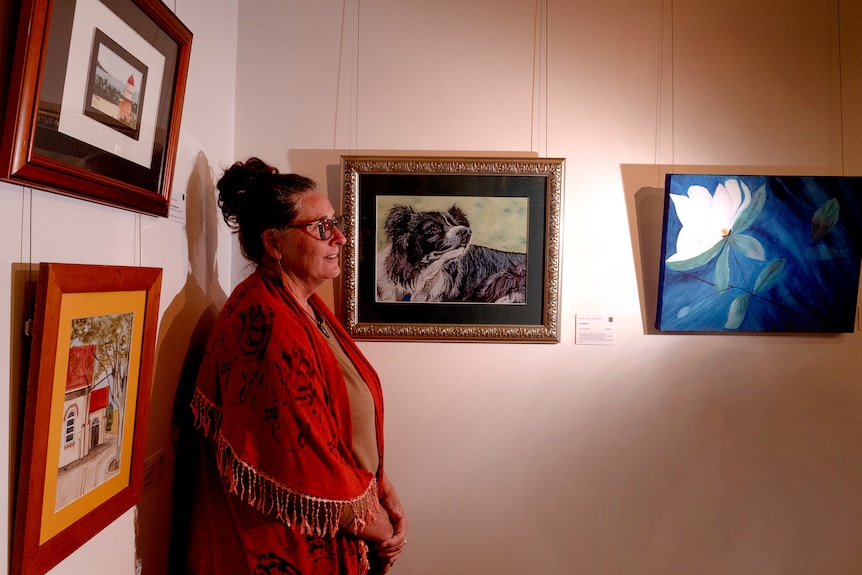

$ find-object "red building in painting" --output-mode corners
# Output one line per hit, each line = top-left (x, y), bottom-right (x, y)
(59, 345), (110, 469)
(117, 75), (136, 125)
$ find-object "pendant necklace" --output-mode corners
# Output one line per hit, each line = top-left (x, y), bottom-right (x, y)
(283, 278), (330, 338)
(302, 305), (330, 338)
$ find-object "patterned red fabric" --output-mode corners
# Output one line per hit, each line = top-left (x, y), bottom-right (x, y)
(188, 268), (385, 574)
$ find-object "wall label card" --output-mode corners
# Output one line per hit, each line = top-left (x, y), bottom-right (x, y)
(576, 314), (615, 345)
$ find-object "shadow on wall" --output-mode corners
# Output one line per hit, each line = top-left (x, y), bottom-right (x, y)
(134, 151), (228, 574)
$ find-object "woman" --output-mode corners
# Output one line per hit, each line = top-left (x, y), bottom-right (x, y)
(183, 158), (407, 574)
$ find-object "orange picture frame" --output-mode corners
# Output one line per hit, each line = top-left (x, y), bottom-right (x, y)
(12, 263), (162, 575)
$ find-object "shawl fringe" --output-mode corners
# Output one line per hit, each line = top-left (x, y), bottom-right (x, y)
(191, 388), (379, 537)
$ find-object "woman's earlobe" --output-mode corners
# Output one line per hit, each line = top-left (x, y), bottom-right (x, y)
(261, 229), (282, 258)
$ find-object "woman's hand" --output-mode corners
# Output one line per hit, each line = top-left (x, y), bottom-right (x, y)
(370, 472), (408, 572)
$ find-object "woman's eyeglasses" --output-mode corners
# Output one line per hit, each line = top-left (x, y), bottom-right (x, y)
(284, 215), (346, 240)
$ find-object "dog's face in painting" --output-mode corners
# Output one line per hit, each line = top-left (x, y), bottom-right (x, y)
(377, 204), (473, 301)
(388, 203), (472, 269)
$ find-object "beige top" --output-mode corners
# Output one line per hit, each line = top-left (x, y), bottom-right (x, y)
(322, 320), (380, 473)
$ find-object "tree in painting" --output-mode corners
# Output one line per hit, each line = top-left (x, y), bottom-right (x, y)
(70, 312), (134, 469)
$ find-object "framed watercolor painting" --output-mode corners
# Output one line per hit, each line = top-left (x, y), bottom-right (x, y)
(12, 263), (162, 575)
(1, 0), (192, 216)
(656, 174), (862, 333)
(341, 156), (564, 342)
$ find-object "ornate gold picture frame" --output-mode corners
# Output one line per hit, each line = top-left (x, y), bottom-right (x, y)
(341, 156), (564, 342)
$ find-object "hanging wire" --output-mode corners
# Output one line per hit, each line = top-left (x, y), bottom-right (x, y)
(530, 0), (543, 156)
(334, 0), (360, 153)
(530, 0), (549, 157)
(352, 0), (360, 154)
(669, 0), (675, 169)
(24, 186), (34, 335)
(334, 0), (348, 149)
(836, 0), (845, 176)
(654, 0), (674, 183)
(653, 0), (664, 176)
(28, 186), (32, 273)
(136, 212), (142, 266)
(25, 186), (32, 267)
(542, 0), (549, 157)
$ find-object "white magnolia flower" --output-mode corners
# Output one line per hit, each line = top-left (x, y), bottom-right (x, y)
(667, 179), (753, 265)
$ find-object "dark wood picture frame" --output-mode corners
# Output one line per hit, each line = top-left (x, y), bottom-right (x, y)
(82, 27), (149, 141)
(341, 156), (564, 342)
(1, 0), (192, 217)
(12, 263), (162, 575)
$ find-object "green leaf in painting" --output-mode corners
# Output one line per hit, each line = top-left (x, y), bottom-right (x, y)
(715, 244), (730, 291)
(725, 294), (750, 329)
(666, 238), (727, 271)
(728, 233), (766, 261)
(811, 198), (839, 243)
(732, 184), (766, 233)
(753, 258), (786, 294)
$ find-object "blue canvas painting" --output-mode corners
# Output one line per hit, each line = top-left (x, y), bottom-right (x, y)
(656, 174), (862, 333)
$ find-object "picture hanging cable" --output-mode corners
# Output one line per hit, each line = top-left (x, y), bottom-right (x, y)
(136, 212), (142, 266)
(654, 0), (674, 180)
(352, 0), (360, 154)
(24, 185), (34, 337)
(542, 0), (549, 156)
(837, 0), (845, 176)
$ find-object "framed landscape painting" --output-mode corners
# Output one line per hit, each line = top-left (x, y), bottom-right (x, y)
(12, 263), (162, 575)
(341, 156), (564, 342)
(656, 174), (862, 333)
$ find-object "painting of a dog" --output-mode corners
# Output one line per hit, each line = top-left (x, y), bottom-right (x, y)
(376, 203), (527, 303)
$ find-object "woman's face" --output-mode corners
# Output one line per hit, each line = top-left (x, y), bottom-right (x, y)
(279, 190), (345, 295)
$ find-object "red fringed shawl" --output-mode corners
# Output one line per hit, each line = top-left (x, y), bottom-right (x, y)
(187, 269), (385, 575)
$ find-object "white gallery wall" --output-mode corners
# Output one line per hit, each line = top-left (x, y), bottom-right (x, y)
(234, 1), (862, 574)
(0, 0), (237, 573)
(0, 0), (860, 574)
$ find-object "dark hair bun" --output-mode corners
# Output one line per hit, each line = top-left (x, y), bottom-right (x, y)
(215, 157), (318, 264)
(217, 157), (278, 230)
